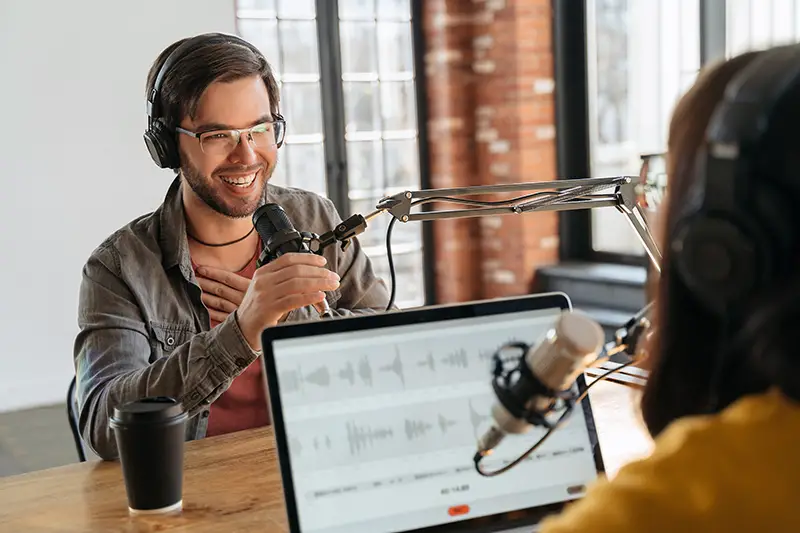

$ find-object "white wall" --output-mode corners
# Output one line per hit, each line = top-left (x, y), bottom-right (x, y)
(0, 0), (236, 412)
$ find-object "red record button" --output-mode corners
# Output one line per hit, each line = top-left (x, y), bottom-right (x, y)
(448, 505), (470, 517)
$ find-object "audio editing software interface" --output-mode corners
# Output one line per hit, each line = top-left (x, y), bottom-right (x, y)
(271, 308), (600, 533)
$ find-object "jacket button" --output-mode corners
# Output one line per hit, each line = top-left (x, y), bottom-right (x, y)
(166, 336), (175, 347)
(235, 357), (247, 368)
(201, 411), (210, 419)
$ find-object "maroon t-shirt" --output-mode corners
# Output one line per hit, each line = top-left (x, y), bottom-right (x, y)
(193, 246), (269, 437)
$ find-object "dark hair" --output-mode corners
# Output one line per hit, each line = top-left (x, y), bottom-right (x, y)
(641, 49), (800, 437)
(145, 34), (280, 129)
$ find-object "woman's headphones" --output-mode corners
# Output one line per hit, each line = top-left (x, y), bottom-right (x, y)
(143, 33), (267, 170)
(670, 44), (800, 317)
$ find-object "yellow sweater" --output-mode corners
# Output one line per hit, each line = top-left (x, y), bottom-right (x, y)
(540, 389), (800, 532)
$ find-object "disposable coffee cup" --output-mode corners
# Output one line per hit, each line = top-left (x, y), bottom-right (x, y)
(109, 397), (189, 515)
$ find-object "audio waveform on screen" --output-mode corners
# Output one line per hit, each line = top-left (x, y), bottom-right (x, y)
(278, 337), (529, 407)
(438, 414), (457, 434)
(468, 399), (491, 436)
(379, 346), (405, 386)
(404, 419), (434, 440)
(442, 348), (469, 369)
(346, 421), (394, 456)
(305, 366), (329, 387)
(417, 352), (435, 372)
(285, 392), (587, 474)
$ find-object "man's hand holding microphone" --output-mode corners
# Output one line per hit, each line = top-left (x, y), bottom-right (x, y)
(235, 253), (340, 351)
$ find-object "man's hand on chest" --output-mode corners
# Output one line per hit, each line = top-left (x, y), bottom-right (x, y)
(196, 266), (251, 325)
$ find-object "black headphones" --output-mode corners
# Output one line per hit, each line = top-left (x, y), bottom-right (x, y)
(143, 32), (267, 170)
(670, 44), (800, 316)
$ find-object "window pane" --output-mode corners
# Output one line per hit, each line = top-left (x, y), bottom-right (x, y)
(769, 0), (795, 45)
(587, 0), (700, 255)
(285, 143), (326, 195)
(349, 197), (387, 248)
(372, 249), (425, 308)
(347, 141), (383, 191)
(281, 82), (323, 135)
(727, 0), (800, 56)
(270, 163), (289, 188)
(383, 139), (418, 189)
(340, 22), (378, 74)
(344, 82), (381, 133)
(238, 19), (282, 74)
(380, 81), (416, 131)
(279, 21), (320, 75)
(335, 10), (425, 308)
(377, 22), (413, 75)
(277, 0), (315, 18)
(339, 0), (376, 19)
(238, 0), (276, 13)
(377, 0), (411, 20)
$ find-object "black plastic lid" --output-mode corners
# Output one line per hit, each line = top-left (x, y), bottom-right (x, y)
(110, 396), (187, 425)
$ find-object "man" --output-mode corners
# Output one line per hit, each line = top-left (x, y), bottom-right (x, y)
(74, 33), (391, 460)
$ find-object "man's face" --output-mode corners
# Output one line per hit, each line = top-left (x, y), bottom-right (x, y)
(178, 75), (279, 218)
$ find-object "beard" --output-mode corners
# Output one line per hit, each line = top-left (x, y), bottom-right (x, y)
(180, 152), (275, 218)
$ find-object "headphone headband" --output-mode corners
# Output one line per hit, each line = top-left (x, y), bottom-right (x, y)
(146, 32), (262, 125)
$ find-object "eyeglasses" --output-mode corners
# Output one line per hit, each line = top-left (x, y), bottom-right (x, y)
(176, 114), (286, 157)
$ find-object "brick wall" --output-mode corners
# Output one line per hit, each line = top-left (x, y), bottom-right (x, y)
(422, 0), (559, 303)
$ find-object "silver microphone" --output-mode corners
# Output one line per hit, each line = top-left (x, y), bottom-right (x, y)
(476, 310), (605, 456)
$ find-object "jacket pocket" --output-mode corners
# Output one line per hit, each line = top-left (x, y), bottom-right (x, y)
(149, 321), (196, 359)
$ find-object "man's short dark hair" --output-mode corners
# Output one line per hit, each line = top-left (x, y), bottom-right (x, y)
(146, 34), (280, 129)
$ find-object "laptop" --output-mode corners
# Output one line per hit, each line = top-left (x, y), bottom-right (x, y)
(261, 292), (605, 533)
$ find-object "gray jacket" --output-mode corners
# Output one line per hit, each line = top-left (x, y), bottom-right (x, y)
(74, 177), (391, 460)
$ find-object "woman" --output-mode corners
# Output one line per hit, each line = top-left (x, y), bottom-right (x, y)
(540, 49), (800, 531)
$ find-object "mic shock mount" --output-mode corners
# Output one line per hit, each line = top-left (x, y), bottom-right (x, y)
(304, 210), (384, 255)
(489, 341), (576, 432)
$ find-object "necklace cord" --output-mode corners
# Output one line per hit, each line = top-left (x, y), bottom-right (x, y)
(187, 225), (256, 247)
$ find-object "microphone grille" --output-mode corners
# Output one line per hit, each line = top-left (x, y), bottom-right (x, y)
(555, 312), (605, 356)
(529, 311), (605, 391)
(252, 203), (295, 241)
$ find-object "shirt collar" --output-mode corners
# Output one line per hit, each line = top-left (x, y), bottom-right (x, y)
(158, 176), (192, 278)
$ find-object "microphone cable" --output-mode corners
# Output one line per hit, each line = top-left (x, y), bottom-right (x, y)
(385, 216), (398, 312)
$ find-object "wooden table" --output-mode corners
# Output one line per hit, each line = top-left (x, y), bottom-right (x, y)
(0, 382), (653, 533)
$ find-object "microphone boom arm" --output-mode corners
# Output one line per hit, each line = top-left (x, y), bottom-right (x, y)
(310, 176), (661, 275)
(377, 175), (661, 274)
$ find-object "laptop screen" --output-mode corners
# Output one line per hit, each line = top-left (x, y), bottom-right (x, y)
(265, 298), (602, 533)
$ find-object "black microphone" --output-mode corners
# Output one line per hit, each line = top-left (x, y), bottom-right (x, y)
(476, 310), (605, 457)
(252, 203), (332, 317)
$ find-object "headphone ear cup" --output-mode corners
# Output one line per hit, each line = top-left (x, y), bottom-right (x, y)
(671, 216), (761, 312)
(143, 119), (180, 169)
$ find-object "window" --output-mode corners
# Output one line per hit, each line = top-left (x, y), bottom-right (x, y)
(585, 0), (700, 257)
(580, 0), (800, 263)
(236, 0), (427, 308)
(338, 0), (424, 309)
(237, 0), (327, 195)
(726, 0), (800, 56)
